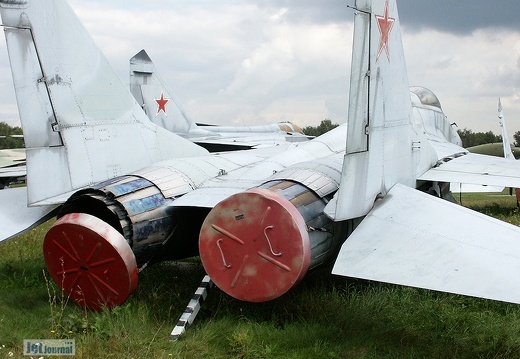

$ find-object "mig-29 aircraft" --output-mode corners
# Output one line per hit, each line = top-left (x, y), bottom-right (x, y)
(129, 49), (310, 152)
(2, 0), (520, 310)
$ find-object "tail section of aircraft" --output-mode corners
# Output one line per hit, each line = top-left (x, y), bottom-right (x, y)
(130, 49), (197, 135)
(330, 0), (520, 305)
(0, 0), (207, 205)
(498, 98), (515, 160)
(325, 0), (436, 220)
(498, 98), (520, 202)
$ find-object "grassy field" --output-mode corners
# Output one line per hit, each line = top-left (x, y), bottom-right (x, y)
(2, 191), (520, 358)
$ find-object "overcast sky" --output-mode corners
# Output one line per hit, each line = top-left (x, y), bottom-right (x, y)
(1, 0), (520, 138)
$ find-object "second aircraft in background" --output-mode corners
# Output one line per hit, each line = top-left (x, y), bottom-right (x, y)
(130, 49), (311, 152)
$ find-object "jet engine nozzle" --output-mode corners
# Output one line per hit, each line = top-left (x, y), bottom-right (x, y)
(43, 213), (138, 310)
(42, 173), (197, 310)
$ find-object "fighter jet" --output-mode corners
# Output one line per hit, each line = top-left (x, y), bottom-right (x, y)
(129, 49), (311, 152)
(2, 0), (520, 310)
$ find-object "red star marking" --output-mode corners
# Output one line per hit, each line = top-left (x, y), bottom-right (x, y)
(155, 91), (170, 116)
(375, 0), (395, 62)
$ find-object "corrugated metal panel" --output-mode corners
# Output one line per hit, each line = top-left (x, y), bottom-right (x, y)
(267, 167), (339, 197)
(264, 155), (343, 197)
(134, 166), (194, 198)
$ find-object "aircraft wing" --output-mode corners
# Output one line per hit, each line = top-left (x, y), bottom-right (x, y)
(333, 183), (520, 304)
(0, 187), (58, 242)
(419, 152), (520, 188)
(0, 165), (26, 178)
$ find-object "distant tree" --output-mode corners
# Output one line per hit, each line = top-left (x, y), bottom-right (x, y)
(514, 131), (520, 147)
(302, 119), (339, 137)
(0, 122), (24, 149)
(457, 128), (501, 148)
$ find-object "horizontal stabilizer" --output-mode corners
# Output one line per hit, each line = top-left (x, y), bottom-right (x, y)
(333, 183), (520, 304)
(0, 187), (58, 242)
(419, 153), (520, 188)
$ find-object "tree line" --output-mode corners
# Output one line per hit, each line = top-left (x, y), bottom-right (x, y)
(303, 122), (520, 149)
(1, 120), (518, 149)
(0, 122), (24, 149)
(456, 128), (502, 148)
(302, 119), (339, 137)
(458, 128), (520, 148)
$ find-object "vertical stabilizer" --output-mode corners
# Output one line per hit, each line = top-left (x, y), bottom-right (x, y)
(498, 98), (515, 160)
(0, 0), (208, 205)
(325, 0), (435, 221)
(129, 50), (197, 135)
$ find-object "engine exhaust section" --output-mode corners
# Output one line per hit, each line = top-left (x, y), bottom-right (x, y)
(43, 167), (342, 308)
(199, 180), (339, 302)
(43, 174), (207, 310)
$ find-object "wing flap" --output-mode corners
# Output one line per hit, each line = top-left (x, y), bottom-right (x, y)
(419, 153), (520, 188)
(333, 183), (520, 304)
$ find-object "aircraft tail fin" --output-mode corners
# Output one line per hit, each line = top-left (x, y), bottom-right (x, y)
(130, 50), (197, 135)
(498, 98), (515, 160)
(0, 0), (208, 205)
(325, 0), (435, 220)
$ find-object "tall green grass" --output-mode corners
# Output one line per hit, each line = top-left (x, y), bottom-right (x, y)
(1, 191), (520, 358)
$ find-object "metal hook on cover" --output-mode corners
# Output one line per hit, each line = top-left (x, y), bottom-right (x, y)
(263, 226), (282, 256)
(216, 239), (232, 268)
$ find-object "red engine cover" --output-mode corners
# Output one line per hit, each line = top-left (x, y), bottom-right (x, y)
(43, 213), (138, 310)
(199, 188), (310, 302)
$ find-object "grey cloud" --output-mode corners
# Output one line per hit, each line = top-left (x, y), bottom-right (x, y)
(249, 1), (520, 33)
(398, 0), (520, 34)
(249, 0), (351, 24)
